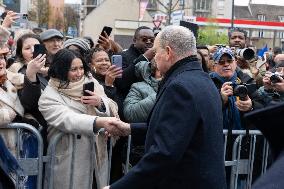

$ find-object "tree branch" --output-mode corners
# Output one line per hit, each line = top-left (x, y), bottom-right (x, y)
(156, 0), (169, 11)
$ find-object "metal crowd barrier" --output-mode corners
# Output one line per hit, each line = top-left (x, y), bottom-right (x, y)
(124, 130), (271, 189)
(44, 131), (113, 189)
(0, 124), (271, 189)
(224, 130), (270, 189)
(1, 123), (113, 189)
(0, 123), (44, 189)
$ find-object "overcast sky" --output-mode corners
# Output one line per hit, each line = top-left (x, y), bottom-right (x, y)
(234, 0), (284, 6)
(65, 0), (284, 6)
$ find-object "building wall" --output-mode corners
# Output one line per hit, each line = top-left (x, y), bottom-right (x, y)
(215, 0), (232, 18)
(83, 0), (154, 48)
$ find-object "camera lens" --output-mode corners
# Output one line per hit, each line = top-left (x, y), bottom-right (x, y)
(233, 85), (248, 100)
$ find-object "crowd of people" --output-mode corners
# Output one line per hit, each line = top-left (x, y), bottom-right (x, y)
(0, 9), (284, 189)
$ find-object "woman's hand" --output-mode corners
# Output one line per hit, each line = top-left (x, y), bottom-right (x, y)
(38, 67), (49, 77)
(105, 65), (123, 86)
(1, 11), (19, 28)
(81, 90), (102, 107)
(26, 54), (46, 82)
(98, 31), (111, 51)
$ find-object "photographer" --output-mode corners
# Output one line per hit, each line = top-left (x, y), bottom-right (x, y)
(229, 28), (265, 86)
(257, 62), (284, 106)
(210, 47), (261, 129)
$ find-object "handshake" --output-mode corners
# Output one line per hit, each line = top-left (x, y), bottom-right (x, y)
(95, 117), (131, 136)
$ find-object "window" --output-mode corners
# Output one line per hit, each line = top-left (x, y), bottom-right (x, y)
(179, 0), (185, 7)
(279, 16), (284, 22)
(146, 0), (157, 10)
(278, 16), (284, 38)
(218, 0), (224, 10)
(195, 0), (211, 11)
(257, 14), (265, 38)
(257, 14), (265, 21)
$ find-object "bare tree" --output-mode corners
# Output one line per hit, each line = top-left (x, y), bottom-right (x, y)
(37, 0), (49, 28)
(63, 5), (79, 35)
(155, 0), (185, 25)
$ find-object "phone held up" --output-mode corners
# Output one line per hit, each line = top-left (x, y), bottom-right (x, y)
(17, 13), (28, 20)
(83, 82), (94, 96)
(111, 54), (122, 66)
(100, 26), (112, 37)
(33, 44), (47, 58)
(98, 26), (112, 43)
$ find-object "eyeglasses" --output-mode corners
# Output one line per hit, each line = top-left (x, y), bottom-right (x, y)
(217, 59), (234, 65)
(139, 37), (154, 43)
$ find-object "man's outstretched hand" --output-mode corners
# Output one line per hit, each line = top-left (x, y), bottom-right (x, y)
(96, 117), (131, 136)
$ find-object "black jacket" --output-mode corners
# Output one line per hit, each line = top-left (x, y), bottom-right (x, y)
(115, 44), (148, 99)
(111, 57), (226, 189)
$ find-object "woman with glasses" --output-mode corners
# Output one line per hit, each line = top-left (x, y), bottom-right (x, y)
(39, 49), (120, 189)
(88, 48), (122, 100)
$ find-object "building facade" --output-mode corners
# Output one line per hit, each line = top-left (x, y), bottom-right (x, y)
(235, 3), (284, 50)
(82, 0), (154, 49)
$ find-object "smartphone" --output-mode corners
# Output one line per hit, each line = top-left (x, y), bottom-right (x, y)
(83, 82), (94, 96)
(33, 44), (47, 58)
(111, 55), (122, 67)
(100, 26), (112, 37)
(17, 13), (28, 20)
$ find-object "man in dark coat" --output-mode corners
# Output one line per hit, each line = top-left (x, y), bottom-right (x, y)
(103, 25), (226, 189)
(115, 26), (155, 100)
(245, 102), (284, 189)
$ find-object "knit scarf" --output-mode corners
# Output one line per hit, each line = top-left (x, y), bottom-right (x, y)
(210, 72), (243, 130)
(48, 76), (119, 118)
(48, 77), (85, 101)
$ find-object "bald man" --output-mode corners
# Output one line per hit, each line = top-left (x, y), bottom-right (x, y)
(274, 54), (284, 65)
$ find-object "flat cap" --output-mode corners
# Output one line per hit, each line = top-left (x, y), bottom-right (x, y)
(40, 29), (63, 41)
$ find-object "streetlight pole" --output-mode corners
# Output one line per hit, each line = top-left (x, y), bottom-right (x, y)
(231, 0), (235, 28)
(167, 0), (172, 25)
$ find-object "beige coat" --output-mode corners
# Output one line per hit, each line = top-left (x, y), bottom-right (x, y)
(0, 71), (24, 155)
(0, 25), (10, 48)
(39, 76), (118, 189)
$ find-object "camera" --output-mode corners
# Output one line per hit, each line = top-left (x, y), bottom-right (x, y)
(231, 82), (257, 100)
(270, 73), (283, 83)
(232, 84), (248, 100)
(235, 48), (255, 61)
